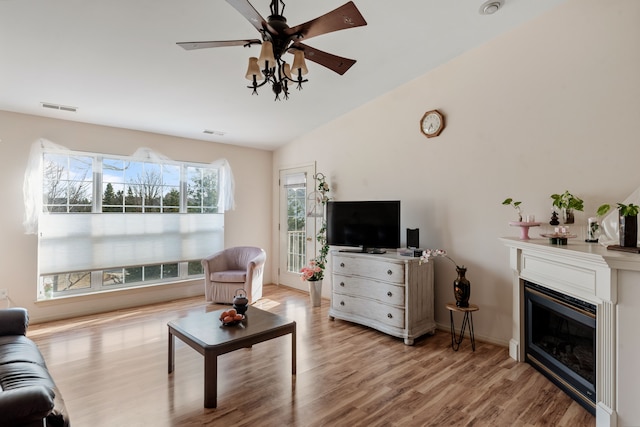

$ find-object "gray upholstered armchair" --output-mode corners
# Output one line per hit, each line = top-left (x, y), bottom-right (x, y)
(201, 246), (266, 304)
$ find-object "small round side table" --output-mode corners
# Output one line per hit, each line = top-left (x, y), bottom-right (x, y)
(446, 303), (479, 351)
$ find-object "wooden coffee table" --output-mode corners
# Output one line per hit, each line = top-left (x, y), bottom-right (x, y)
(168, 305), (296, 408)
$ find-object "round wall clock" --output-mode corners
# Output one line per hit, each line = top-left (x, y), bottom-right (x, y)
(420, 110), (445, 138)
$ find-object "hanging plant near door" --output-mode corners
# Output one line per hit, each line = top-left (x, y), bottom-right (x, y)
(301, 173), (331, 306)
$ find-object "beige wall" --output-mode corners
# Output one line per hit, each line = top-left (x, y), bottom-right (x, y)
(0, 111), (273, 322)
(273, 0), (640, 345)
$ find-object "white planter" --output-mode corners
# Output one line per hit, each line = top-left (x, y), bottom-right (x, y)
(308, 280), (322, 307)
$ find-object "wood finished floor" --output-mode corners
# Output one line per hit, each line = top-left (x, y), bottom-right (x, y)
(28, 284), (594, 427)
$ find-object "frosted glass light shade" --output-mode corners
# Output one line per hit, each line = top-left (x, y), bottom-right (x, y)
(291, 50), (308, 76)
(245, 57), (263, 80)
(283, 62), (292, 80)
(257, 41), (276, 69)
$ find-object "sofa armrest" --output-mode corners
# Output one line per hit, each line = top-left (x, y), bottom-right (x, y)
(0, 308), (29, 336)
(0, 385), (55, 425)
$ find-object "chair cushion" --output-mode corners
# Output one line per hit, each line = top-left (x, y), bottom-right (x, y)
(211, 270), (247, 283)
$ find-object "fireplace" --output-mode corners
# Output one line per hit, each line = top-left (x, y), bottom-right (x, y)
(500, 237), (640, 426)
(524, 281), (596, 414)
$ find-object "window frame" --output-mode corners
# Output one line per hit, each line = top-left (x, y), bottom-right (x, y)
(38, 148), (222, 300)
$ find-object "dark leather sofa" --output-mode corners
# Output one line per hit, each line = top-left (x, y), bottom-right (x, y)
(0, 308), (70, 427)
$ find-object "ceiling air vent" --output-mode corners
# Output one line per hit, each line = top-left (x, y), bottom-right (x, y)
(203, 129), (225, 136)
(41, 102), (78, 112)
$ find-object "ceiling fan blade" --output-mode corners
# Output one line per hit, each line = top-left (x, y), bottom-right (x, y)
(177, 39), (261, 50)
(290, 43), (356, 75)
(225, 0), (276, 34)
(284, 1), (367, 41)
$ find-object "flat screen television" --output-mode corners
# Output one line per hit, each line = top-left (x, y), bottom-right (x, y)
(326, 200), (401, 254)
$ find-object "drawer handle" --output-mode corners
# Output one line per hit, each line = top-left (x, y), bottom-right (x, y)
(387, 291), (393, 297)
(340, 301), (345, 306)
(387, 269), (393, 275)
(340, 262), (345, 268)
(340, 282), (345, 287)
(387, 313), (393, 319)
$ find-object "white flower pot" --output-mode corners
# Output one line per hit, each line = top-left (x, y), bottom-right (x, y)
(308, 280), (322, 307)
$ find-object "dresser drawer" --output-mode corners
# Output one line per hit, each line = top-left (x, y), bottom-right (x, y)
(332, 274), (405, 306)
(333, 255), (405, 284)
(331, 294), (405, 329)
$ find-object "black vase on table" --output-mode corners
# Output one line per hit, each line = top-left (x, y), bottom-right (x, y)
(454, 267), (471, 308)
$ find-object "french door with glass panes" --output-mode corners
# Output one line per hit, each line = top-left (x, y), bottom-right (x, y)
(278, 165), (318, 291)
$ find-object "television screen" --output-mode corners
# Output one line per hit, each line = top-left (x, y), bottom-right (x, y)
(326, 200), (401, 253)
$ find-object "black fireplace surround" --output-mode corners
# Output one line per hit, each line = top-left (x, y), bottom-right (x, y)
(524, 280), (596, 414)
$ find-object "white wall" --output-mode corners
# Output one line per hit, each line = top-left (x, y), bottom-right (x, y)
(0, 111), (273, 323)
(273, 0), (640, 345)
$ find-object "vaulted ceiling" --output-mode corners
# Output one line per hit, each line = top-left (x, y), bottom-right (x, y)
(0, 0), (566, 150)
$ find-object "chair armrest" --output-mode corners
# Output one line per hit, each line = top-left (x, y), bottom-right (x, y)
(246, 250), (266, 282)
(247, 250), (266, 270)
(0, 308), (29, 336)
(0, 385), (55, 424)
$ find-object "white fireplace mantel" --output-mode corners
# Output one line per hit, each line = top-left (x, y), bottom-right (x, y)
(501, 237), (640, 427)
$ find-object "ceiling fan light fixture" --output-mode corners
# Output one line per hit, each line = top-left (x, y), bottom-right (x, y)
(257, 40), (276, 70)
(479, 0), (505, 15)
(245, 57), (263, 80)
(291, 50), (308, 76)
(178, 0), (367, 100)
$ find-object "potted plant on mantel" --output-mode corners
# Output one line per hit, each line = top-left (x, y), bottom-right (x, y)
(550, 190), (584, 224)
(597, 202), (640, 249)
(502, 197), (540, 239)
(502, 198), (523, 222)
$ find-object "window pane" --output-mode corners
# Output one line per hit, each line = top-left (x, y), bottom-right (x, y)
(102, 183), (124, 212)
(145, 265), (162, 281)
(163, 263), (179, 278)
(163, 165), (180, 186)
(103, 158), (126, 183)
(42, 272), (92, 292)
(125, 267), (143, 283)
(163, 187), (180, 212)
(103, 269), (124, 285)
(42, 153), (93, 211)
(187, 166), (219, 213)
(188, 261), (203, 275)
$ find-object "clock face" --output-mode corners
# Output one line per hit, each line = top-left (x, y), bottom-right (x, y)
(420, 110), (444, 138)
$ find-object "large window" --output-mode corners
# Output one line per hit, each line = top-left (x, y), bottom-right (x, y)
(35, 147), (228, 299)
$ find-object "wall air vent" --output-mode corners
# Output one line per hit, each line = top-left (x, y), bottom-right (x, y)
(203, 129), (225, 136)
(41, 102), (78, 113)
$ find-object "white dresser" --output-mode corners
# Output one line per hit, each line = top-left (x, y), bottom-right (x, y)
(328, 251), (436, 345)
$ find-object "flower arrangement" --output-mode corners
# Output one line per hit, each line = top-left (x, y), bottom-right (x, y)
(419, 249), (464, 269)
(300, 173), (331, 282)
(301, 260), (323, 281)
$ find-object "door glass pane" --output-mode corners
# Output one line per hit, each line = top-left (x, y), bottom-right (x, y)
(285, 172), (306, 274)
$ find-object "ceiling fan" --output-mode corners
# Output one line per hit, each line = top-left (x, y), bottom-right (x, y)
(177, 0), (367, 100)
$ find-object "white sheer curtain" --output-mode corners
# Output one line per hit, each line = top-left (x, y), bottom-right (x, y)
(23, 139), (233, 275)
